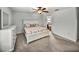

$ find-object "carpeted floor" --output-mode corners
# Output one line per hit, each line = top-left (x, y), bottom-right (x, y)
(14, 33), (79, 52)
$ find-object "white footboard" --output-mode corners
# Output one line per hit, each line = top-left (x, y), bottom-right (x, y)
(25, 31), (49, 44)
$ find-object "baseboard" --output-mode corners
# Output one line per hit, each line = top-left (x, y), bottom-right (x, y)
(7, 48), (14, 52)
(2, 48), (14, 52)
(16, 32), (24, 35)
(53, 33), (76, 43)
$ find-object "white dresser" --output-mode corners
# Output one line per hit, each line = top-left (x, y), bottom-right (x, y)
(0, 26), (16, 52)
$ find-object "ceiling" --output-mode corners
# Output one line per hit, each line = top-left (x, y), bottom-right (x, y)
(10, 7), (69, 13)
(10, 7), (33, 12)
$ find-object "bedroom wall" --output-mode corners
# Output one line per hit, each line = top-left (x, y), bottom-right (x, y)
(52, 7), (77, 42)
(13, 12), (44, 34)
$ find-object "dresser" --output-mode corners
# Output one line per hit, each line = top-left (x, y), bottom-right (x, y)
(0, 26), (16, 52)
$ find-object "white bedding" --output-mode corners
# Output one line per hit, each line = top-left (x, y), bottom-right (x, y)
(24, 26), (49, 34)
(24, 26), (49, 43)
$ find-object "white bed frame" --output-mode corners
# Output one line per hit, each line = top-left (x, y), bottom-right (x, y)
(23, 21), (49, 44)
(25, 30), (49, 44)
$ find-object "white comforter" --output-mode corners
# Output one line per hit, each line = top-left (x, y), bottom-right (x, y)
(24, 26), (49, 34)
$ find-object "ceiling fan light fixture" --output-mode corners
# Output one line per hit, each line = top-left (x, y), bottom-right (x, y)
(38, 10), (42, 14)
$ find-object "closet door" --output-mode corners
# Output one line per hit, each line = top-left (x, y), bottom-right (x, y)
(0, 9), (1, 29)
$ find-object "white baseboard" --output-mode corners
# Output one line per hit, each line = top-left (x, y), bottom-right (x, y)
(53, 33), (77, 43)
(3, 48), (14, 52)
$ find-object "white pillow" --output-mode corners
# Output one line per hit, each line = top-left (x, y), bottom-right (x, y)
(24, 23), (30, 28)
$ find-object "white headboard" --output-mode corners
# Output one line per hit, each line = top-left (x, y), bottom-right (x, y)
(23, 20), (39, 24)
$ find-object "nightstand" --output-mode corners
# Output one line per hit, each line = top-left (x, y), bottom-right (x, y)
(47, 24), (52, 31)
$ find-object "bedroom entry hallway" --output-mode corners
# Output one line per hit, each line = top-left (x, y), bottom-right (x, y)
(14, 32), (79, 52)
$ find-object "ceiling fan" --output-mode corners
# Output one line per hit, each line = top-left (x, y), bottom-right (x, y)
(33, 7), (49, 14)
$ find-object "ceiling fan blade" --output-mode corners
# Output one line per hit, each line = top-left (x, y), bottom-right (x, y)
(37, 7), (42, 10)
(38, 7), (42, 9)
(42, 8), (46, 10)
(32, 8), (37, 10)
(43, 11), (49, 13)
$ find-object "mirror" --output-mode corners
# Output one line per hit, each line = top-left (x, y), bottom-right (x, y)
(3, 12), (9, 27)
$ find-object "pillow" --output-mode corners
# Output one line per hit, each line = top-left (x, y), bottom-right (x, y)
(30, 24), (36, 27)
(30, 23), (40, 27)
(24, 23), (30, 28)
(35, 24), (39, 27)
(24, 23), (40, 27)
